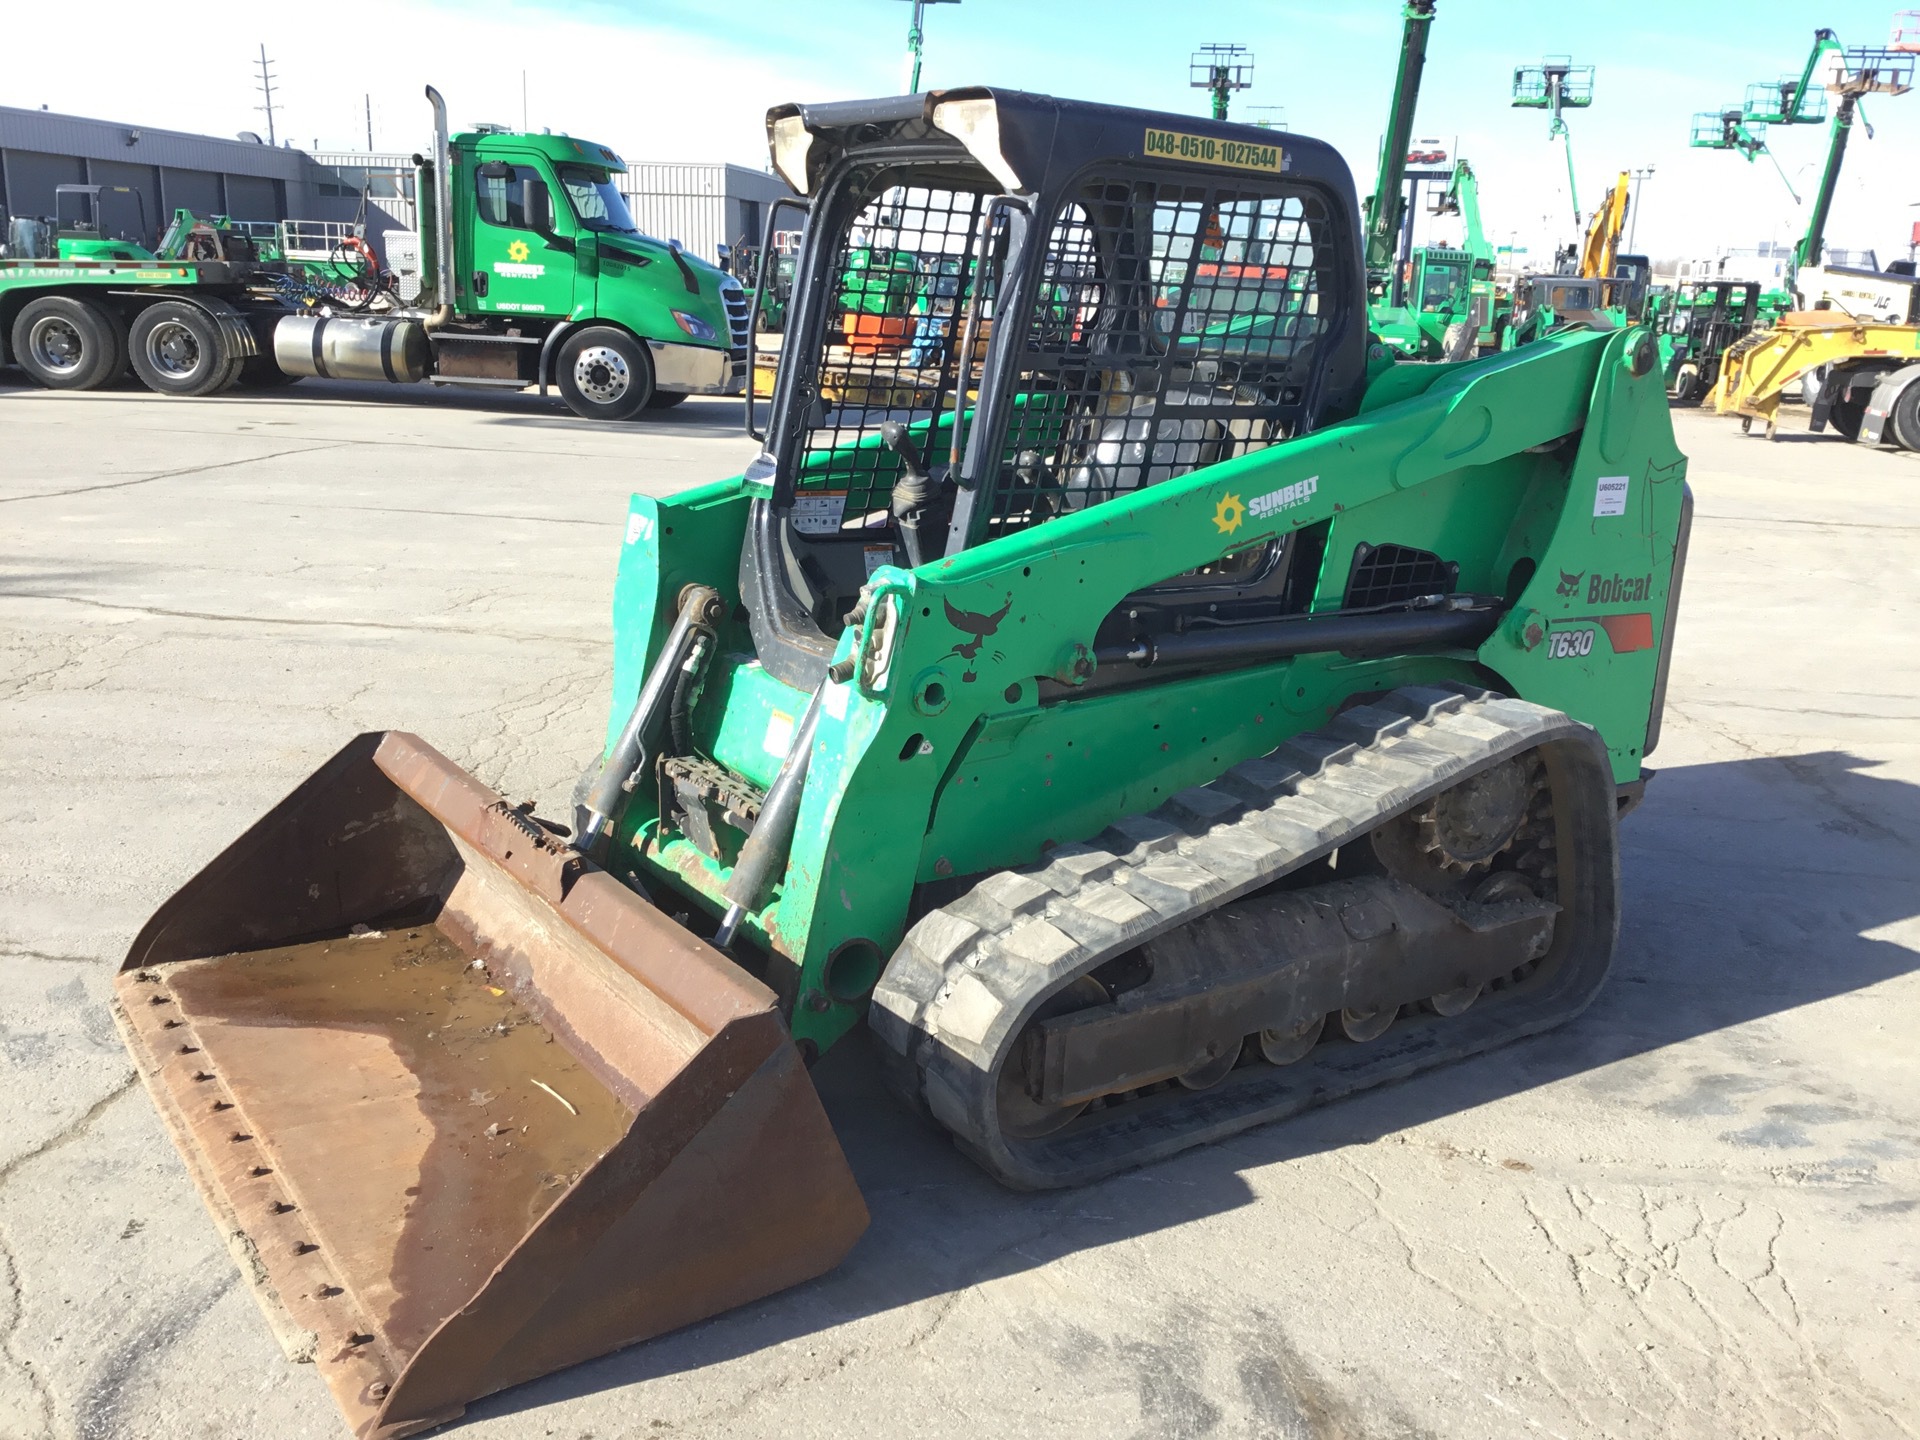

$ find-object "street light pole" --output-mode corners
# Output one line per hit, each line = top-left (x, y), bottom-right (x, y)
(1627, 165), (1655, 252)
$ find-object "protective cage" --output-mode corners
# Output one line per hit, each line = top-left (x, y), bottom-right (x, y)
(1690, 111), (1767, 150)
(112, 732), (867, 1440)
(1742, 78), (1827, 124)
(782, 157), (1342, 566)
(1510, 58), (1595, 108)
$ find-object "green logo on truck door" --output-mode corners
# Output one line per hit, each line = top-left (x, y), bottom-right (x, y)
(494, 239), (546, 280)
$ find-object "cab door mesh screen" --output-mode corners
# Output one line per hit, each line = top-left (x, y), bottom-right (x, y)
(977, 177), (1332, 543)
(789, 176), (998, 542)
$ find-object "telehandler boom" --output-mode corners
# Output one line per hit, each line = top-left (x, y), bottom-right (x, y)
(114, 89), (1690, 1439)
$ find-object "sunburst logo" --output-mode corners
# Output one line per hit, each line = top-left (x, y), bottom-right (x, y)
(1212, 493), (1245, 534)
(507, 240), (531, 262)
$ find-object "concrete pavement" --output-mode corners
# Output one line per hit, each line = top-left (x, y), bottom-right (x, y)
(1, 378), (1914, 1439)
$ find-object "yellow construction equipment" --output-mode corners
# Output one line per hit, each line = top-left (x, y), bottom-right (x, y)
(1576, 171), (1631, 280)
(1712, 311), (1920, 441)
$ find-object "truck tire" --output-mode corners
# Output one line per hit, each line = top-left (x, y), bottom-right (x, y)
(11, 296), (127, 390)
(1828, 396), (1864, 442)
(128, 302), (243, 398)
(556, 326), (653, 421)
(646, 390), (690, 410)
(1889, 380), (1920, 453)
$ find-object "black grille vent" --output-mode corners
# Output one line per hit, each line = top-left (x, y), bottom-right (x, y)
(1344, 543), (1458, 609)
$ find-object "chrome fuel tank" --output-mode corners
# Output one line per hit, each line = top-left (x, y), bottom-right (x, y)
(274, 314), (429, 384)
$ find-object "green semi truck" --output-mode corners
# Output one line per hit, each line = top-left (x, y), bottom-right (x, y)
(0, 87), (746, 420)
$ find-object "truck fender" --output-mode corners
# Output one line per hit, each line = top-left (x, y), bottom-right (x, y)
(536, 320), (581, 397)
(1859, 362), (1920, 447)
(125, 292), (260, 362)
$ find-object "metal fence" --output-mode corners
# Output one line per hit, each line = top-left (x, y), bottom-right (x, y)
(621, 162), (790, 266)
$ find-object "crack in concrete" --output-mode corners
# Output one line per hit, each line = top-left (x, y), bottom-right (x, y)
(0, 949), (99, 969)
(0, 591), (604, 648)
(0, 1078), (138, 1195)
(0, 445), (345, 506)
(0, 1077), (138, 1440)
(260, 501), (618, 529)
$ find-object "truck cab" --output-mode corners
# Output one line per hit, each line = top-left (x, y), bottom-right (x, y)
(437, 127), (747, 415)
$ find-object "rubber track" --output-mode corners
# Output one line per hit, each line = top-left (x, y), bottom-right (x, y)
(870, 682), (1620, 1189)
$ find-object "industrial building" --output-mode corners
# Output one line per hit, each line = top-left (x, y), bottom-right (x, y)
(0, 103), (351, 237)
(0, 102), (787, 267)
(620, 162), (790, 266)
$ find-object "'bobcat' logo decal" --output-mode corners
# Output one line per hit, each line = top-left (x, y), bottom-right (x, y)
(1556, 569), (1584, 598)
(942, 595), (1013, 682)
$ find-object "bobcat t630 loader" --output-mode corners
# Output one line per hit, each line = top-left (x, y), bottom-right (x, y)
(113, 90), (1690, 1439)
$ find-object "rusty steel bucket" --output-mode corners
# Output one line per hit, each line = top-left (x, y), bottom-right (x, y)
(112, 732), (868, 1439)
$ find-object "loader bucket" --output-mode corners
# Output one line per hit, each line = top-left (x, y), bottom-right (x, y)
(112, 732), (868, 1440)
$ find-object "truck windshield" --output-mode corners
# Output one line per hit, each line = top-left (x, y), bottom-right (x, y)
(556, 165), (639, 234)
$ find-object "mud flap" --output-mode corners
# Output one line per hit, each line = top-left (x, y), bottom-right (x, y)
(112, 732), (867, 1440)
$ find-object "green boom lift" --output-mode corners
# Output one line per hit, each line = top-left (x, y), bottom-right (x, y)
(1362, 0), (1437, 298)
(1703, 28), (1915, 302)
(113, 89), (1691, 1440)
(1512, 55), (1594, 226)
(1358, 4), (1505, 360)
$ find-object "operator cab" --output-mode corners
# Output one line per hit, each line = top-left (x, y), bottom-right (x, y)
(743, 89), (1367, 688)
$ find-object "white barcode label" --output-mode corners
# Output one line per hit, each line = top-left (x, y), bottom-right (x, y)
(1594, 475), (1629, 517)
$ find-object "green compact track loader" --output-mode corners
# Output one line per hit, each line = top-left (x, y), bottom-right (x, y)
(114, 89), (1690, 1439)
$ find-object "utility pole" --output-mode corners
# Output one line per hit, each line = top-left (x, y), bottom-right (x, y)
(1627, 165), (1655, 252)
(1190, 44), (1253, 121)
(365, 94), (374, 151)
(522, 70), (529, 132)
(255, 45), (280, 148)
(895, 0), (961, 95)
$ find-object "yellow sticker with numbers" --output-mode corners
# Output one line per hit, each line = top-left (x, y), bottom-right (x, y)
(1144, 128), (1284, 174)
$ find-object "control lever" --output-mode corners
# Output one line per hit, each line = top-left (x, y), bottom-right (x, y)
(879, 421), (931, 570)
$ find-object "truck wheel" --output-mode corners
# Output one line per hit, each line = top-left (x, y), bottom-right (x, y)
(1828, 396), (1864, 442)
(129, 302), (242, 397)
(1889, 381), (1920, 453)
(646, 390), (690, 410)
(11, 296), (126, 390)
(556, 327), (653, 420)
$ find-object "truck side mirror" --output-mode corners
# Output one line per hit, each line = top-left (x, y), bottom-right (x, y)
(524, 179), (554, 235)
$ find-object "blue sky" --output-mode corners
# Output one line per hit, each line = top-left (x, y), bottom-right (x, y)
(9, 0), (1917, 264)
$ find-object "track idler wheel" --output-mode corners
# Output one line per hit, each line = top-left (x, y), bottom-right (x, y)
(1175, 1039), (1241, 1090)
(1424, 985), (1481, 1017)
(1338, 1006), (1396, 1042)
(1257, 1013), (1325, 1065)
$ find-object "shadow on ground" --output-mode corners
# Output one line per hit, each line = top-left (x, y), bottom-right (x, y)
(458, 745), (1919, 1428)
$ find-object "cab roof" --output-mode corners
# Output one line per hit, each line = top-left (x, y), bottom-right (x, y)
(453, 130), (626, 172)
